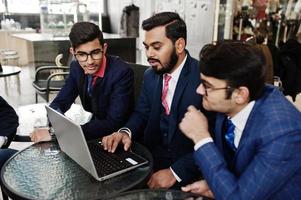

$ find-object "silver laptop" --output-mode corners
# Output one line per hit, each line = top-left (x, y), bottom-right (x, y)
(45, 105), (148, 181)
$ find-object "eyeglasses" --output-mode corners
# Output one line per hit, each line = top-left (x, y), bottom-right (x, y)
(74, 48), (103, 62)
(201, 83), (232, 96)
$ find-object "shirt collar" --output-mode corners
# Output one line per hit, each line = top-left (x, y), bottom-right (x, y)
(230, 100), (255, 132)
(93, 55), (107, 78)
(164, 54), (187, 82)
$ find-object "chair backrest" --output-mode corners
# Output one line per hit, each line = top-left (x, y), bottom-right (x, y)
(127, 62), (149, 104)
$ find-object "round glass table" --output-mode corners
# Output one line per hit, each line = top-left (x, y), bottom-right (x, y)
(1, 141), (153, 200)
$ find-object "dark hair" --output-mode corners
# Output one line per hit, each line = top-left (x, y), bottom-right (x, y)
(142, 12), (186, 44)
(69, 22), (104, 49)
(199, 41), (266, 101)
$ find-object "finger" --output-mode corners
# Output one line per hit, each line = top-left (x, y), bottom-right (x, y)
(106, 136), (114, 152)
(111, 136), (121, 153)
(147, 176), (153, 188)
(122, 136), (132, 151)
(101, 136), (108, 150)
(181, 185), (192, 192)
(187, 105), (197, 112)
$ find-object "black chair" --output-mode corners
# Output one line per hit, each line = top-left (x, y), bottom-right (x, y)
(127, 63), (149, 104)
(32, 66), (69, 103)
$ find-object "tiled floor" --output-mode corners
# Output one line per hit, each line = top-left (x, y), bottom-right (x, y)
(0, 65), (51, 109)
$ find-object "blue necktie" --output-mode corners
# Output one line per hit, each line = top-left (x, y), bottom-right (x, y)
(87, 75), (93, 96)
(225, 118), (237, 152)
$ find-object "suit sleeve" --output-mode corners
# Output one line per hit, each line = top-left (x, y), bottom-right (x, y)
(171, 152), (202, 184)
(194, 129), (301, 200)
(171, 108), (215, 184)
(81, 66), (134, 139)
(124, 70), (152, 139)
(50, 63), (79, 112)
(0, 96), (18, 147)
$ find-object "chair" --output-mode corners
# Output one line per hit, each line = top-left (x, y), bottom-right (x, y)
(32, 66), (69, 103)
(0, 50), (20, 66)
(127, 62), (149, 104)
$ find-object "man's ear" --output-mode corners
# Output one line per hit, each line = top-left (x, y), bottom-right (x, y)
(175, 38), (185, 54)
(234, 86), (250, 104)
(102, 43), (108, 55)
(69, 47), (74, 54)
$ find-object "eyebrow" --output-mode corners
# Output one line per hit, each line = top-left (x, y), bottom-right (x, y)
(201, 79), (214, 87)
(143, 41), (162, 47)
(76, 48), (102, 54)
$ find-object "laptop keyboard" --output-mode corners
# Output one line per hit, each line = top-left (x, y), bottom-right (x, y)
(88, 142), (133, 177)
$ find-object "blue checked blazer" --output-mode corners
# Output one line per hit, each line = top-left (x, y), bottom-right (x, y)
(194, 85), (301, 200)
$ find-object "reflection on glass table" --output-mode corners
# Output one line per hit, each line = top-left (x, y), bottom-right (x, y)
(1, 141), (153, 200)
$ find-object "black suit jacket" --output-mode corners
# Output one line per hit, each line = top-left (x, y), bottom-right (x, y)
(50, 55), (134, 140)
(0, 96), (18, 148)
(125, 52), (214, 184)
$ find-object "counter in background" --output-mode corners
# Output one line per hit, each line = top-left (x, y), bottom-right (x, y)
(10, 32), (136, 66)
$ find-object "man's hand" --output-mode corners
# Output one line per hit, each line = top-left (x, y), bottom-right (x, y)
(102, 131), (132, 152)
(30, 128), (51, 143)
(181, 180), (214, 199)
(147, 168), (177, 189)
(179, 105), (210, 144)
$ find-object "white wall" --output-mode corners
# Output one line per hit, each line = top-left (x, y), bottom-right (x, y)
(107, 0), (217, 64)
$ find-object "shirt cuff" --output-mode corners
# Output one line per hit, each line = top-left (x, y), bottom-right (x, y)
(0, 136), (8, 148)
(170, 167), (182, 182)
(194, 137), (213, 151)
(118, 127), (132, 138)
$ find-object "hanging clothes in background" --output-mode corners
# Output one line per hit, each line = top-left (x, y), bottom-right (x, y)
(120, 4), (140, 37)
(253, 0), (268, 20)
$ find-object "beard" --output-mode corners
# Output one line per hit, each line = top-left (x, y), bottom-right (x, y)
(148, 47), (179, 75)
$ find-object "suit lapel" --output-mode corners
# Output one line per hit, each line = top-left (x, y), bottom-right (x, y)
(168, 58), (190, 143)
(148, 74), (162, 135)
(215, 113), (226, 153)
(232, 100), (261, 166)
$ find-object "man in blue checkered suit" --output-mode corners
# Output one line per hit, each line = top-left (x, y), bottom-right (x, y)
(179, 41), (301, 200)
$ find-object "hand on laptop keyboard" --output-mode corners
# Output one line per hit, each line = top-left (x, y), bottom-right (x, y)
(101, 131), (132, 153)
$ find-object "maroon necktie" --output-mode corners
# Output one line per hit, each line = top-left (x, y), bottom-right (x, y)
(162, 74), (172, 115)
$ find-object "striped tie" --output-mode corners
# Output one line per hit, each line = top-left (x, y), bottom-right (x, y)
(225, 118), (236, 151)
(162, 74), (172, 115)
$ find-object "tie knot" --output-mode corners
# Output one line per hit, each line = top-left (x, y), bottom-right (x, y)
(164, 74), (172, 83)
(226, 118), (235, 129)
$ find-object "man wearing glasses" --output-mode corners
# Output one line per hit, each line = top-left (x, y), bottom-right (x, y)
(31, 22), (134, 142)
(180, 41), (301, 199)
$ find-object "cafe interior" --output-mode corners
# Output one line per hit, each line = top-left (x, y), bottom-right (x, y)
(0, 0), (301, 199)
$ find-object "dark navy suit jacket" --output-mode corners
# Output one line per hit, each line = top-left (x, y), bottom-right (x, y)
(0, 96), (18, 147)
(125, 53), (213, 184)
(194, 86), (301, 200)
(50, 55), (134, 140)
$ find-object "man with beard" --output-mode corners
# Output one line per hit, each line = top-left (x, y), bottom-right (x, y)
(30, 22), (134, 142)
(102, 12), (214, 189)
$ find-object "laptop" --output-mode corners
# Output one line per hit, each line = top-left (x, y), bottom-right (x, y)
(45, 105), (148, 181)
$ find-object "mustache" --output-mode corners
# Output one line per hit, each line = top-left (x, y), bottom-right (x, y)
(147, 58), (161, 63)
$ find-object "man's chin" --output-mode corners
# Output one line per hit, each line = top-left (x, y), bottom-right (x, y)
(202, 101), (211, 111)
(85, 69), (97, 75)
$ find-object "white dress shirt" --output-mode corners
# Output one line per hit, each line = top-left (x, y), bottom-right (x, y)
(162, 55), (187, 110)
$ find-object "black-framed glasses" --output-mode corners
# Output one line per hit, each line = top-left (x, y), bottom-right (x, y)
(74, 48), (103, 62)
(201, 83), (232, 96)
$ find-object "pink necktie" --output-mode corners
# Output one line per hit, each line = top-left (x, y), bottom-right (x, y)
(162, 74), (172, 115)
